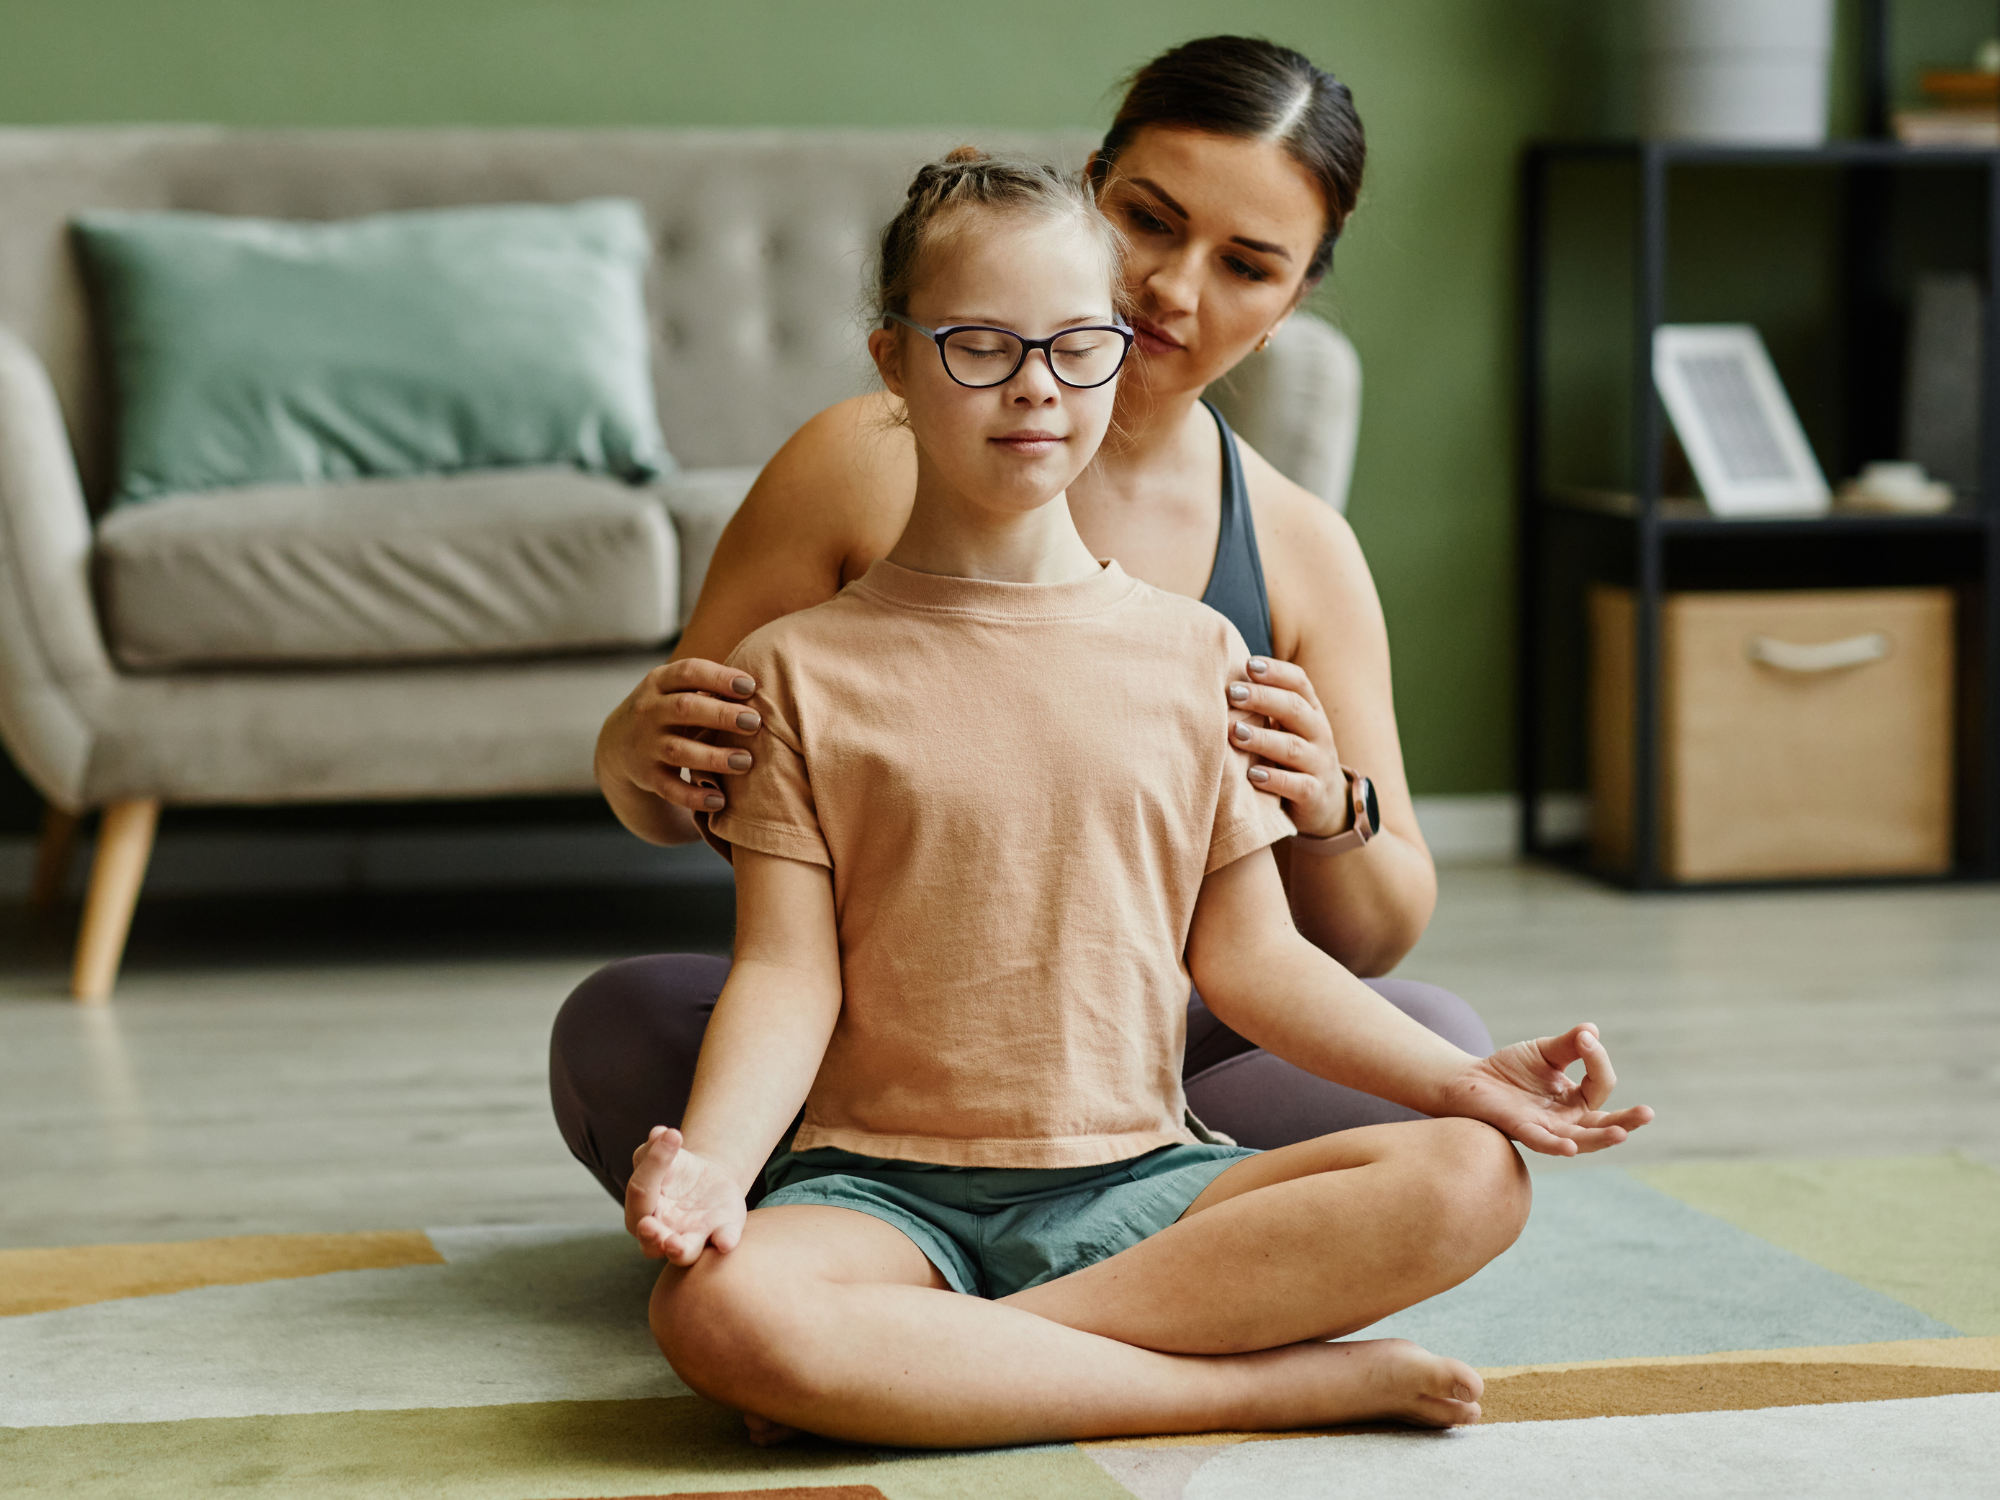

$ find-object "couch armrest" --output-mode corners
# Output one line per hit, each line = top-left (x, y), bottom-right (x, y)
(0, 324), (113, 809)
(1205, 311), (1362, 513)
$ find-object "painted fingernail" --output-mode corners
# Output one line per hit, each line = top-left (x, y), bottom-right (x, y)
(1228, 683), (1250, 702)
(1250, 767), (1270, 783)
(736, 711), (761, 731)
(732, 676), (754, 695)
(1249, 658), (1269, 674)
(727, 752), (752, 771)
(704, 794), (725, 810)
(1234, 721), (1253, 740)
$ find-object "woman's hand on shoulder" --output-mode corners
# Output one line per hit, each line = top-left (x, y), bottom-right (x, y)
(1226, 654), (1349, 839)
(1437, 1025), (1656, 1157)
(625, 1125), (749, 1264)
(599, 659), (763, 818)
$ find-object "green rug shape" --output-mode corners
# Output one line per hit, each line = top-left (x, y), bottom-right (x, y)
(1634, 1154), (2000, 1335)
(0, 1396), (1129, 1500)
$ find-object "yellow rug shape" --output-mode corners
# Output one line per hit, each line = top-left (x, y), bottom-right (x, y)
(1082, 1335), (2000, 1449)
(0, 1230), (444, 1316)
(1479, 1332), (2000, 1378)
(1478, 1360), (2000, 1422)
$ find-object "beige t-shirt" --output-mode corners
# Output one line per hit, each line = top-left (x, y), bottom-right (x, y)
(704, 558), (1295, 1169)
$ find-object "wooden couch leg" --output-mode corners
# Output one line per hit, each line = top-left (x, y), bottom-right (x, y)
(72, 799), (160, 1004)
(31, 806), (81, 912)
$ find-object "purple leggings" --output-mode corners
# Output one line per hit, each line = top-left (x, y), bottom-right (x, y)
(548, 954), (1494, 1203)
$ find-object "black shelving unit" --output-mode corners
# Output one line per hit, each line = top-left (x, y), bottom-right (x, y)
(1516, 135), (2000, 887)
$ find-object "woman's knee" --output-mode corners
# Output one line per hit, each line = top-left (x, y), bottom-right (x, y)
(549, 954), (731, 1196)
(552, 954), (729, 1073)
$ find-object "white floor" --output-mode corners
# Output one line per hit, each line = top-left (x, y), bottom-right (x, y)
(1, 862), (1996, 1249)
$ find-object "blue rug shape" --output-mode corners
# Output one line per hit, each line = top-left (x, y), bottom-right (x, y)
(1363, 1168), (1958, 1367)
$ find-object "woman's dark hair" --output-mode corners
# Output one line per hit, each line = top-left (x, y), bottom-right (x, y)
(1089, 35), (1365, 284)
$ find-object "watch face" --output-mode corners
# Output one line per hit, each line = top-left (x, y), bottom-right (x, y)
(1361, 776), (1379, 834)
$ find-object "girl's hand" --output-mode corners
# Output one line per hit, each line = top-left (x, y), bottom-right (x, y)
(1437, 1025), (1656, 1157)
(1226, 657), (1349, 839)
(609, 660), (763, 814)
(624, 1126), (749, 1264)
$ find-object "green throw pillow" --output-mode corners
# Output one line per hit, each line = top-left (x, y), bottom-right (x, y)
(75, 199), (671, 505)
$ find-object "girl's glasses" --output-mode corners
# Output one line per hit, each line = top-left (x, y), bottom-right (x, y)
(882, 313), (1134, 390)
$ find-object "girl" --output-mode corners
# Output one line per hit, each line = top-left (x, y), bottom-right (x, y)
(556, 36), (1488, 1192)
(627, 150), (1650, 1448)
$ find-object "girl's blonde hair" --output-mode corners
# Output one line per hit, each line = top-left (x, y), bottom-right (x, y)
(874, 145), (1127, 323)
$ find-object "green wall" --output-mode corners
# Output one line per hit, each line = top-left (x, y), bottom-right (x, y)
(0, 0), (1609, 812)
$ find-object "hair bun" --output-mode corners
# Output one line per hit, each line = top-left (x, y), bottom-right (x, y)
(905, 145), (990, 201)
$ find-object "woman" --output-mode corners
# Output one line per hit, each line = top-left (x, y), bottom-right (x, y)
(554, 36), (1486, 1194)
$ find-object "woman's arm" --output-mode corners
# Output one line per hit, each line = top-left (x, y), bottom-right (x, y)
(1186, 848), (1652, 1154)
(1232, 444), (1436, 975)
(625, 847), (844, 1260)
(596, 395), (915, 846)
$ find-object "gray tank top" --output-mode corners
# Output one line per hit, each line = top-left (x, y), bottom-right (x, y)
(1196, 400), (1274, 660)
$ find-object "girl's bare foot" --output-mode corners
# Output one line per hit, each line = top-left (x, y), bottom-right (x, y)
(1351, 1337), (1483, 1427)
(742, 1411), (802, 1447)
(1250, 1337), (1482, 1431)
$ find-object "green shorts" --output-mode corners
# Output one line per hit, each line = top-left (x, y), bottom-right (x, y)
(757, 1141), (1257, 1299)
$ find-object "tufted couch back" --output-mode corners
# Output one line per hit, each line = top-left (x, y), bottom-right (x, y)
(0, 126), (1098, 508)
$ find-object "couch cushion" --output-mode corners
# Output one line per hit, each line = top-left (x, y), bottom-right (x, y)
(96, 468), (678, 669)
(74, 200), (671, 507)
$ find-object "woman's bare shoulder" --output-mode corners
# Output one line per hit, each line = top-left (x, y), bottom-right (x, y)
(762, 392), (916, 510)
(673, 393), (916, 663)
(1233, 438), (1384, 662)
(746, 392), (916, 578)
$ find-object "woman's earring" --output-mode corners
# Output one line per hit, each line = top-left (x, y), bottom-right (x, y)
(1255, 331), (1272, 353)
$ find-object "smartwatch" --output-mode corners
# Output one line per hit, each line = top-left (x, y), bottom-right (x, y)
(1292, 765), (1377, 857)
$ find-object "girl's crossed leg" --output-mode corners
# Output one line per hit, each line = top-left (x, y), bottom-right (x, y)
(650, 1115), (1528, 1448)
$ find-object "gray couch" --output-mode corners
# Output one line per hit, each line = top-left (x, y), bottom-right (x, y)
(0, 126), (1361, 999)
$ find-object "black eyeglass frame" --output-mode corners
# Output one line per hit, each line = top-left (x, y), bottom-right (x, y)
(881, 312), (1135, 390)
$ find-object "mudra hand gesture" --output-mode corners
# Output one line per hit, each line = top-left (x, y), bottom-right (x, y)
(625, 1125), (748, 1264)
(1440, 1024), (1654, 1156)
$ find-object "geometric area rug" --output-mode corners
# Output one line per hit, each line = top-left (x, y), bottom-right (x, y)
(2, 1154), (1996, 1499)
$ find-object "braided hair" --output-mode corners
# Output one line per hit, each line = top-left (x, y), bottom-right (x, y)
(875, 146), (1126, 323)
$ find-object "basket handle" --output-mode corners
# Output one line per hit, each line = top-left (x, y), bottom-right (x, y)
(1746, 632), (1890, 673)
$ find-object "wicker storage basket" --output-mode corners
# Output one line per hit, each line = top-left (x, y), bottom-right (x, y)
(1589, 586), (1955, 880)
